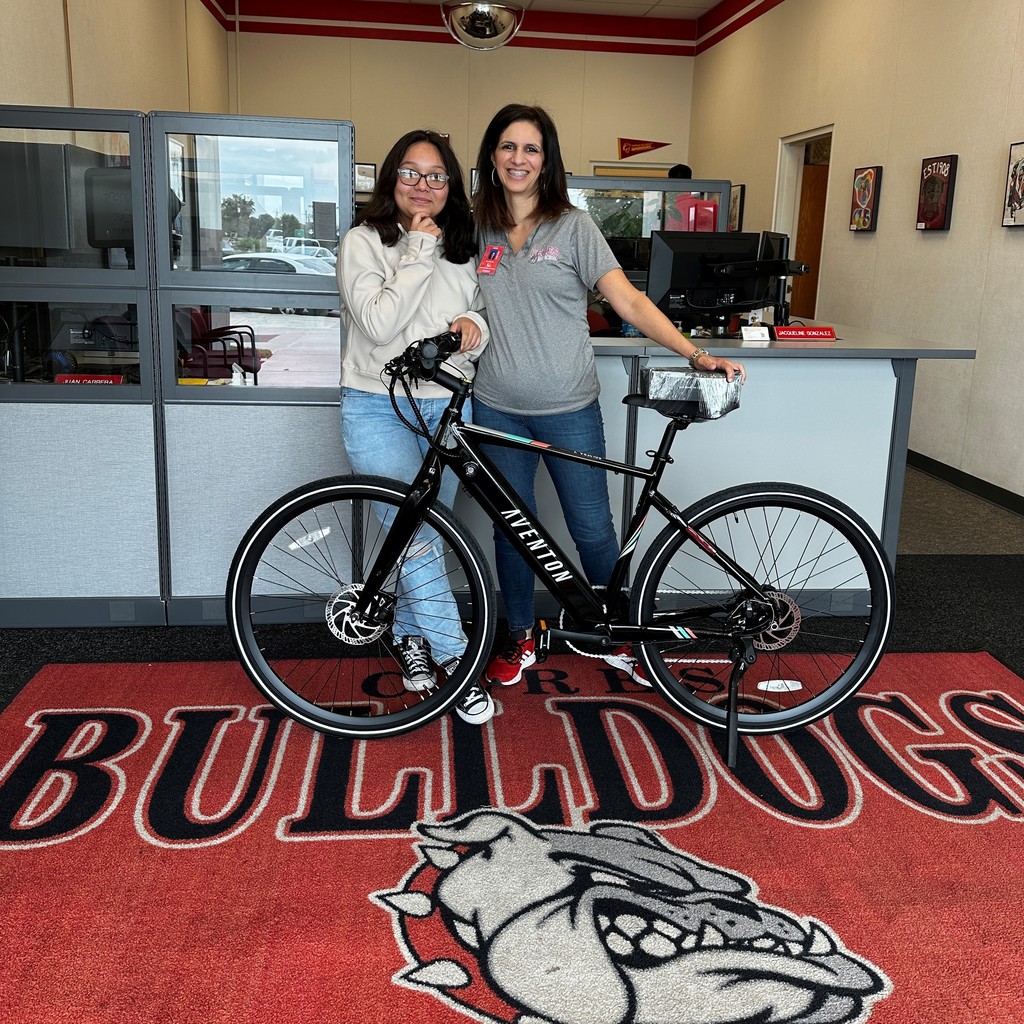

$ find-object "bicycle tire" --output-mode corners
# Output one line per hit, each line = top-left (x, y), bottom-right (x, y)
(226, 475), (496, 737)
(631, 482), (893, 734)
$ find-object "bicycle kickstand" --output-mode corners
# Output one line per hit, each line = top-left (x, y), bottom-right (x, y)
(535, 620), (551, 664)
(725, 638), (757, 769)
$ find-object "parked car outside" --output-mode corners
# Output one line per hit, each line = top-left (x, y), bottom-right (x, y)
(221, 253), (338, 315)
(282, 236), (332, 252)
(287, 244), (336, 264)
(222, 253), (335, 275)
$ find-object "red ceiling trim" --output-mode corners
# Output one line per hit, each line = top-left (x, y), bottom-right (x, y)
(200, 0), (233, 31)
(199, 0), (777, 56)
(238, 20), (695, 56)
(238, 0), (694, 40)
(695, 0), (789, 52)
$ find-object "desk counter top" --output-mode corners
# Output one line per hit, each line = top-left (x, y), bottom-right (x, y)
(591, 322), (975, 361)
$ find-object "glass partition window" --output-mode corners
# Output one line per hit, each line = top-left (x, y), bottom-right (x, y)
(167, 134), (341, 272)
(0, 128), (135, 271)
(172, 304), (341, 387)
(568, 185), (726, 271)
(1, 300), (141, 384)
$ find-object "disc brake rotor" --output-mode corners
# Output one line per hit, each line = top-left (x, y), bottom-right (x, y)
(325, 583), (390, 644)
(754, 590), (802, 652)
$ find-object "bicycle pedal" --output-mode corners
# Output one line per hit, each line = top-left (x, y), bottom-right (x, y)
(535, 621), (551, 663)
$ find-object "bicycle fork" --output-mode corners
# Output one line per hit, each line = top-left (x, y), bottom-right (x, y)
(352, 457), (446, 631)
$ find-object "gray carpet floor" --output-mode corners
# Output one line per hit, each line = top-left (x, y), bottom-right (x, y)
(898, 467), (1024, 554)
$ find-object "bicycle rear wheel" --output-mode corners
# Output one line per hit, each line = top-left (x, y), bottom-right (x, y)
(631, 482), (893, 734)
(226, 475), (496, 737)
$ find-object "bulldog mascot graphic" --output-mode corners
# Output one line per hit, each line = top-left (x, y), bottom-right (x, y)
(374, 811), (890, 1024)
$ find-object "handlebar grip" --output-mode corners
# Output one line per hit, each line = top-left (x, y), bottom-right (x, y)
(413, 331), (460, 376)
(382, 331), (461, 381)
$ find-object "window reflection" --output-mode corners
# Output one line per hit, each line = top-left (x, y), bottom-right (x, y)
(0, 301), (140, 384)
(567, 185), (725, 278)
(167, 134), (340, 272)
(173, 304), (340, 387)
(0, 130), (134, 270)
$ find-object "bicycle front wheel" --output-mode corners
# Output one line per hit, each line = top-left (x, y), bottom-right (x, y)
(632, 482), (893, 734)
(227, 475), (496, 737)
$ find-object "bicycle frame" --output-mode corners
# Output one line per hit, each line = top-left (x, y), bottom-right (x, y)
(359, 365), (774, 650)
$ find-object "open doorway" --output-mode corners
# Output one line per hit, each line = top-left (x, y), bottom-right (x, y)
(774, 128), (832, 320)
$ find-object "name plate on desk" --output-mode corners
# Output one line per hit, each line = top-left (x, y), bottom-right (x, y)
(773, 325), (837, 341)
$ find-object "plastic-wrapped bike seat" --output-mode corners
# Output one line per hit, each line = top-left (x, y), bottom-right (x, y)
(627, 366), (743, 421)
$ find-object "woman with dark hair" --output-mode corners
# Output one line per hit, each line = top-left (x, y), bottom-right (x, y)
(471, 104), (745, 689)
(337, 128), (493, 725)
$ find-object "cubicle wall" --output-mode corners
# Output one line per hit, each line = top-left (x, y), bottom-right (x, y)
(0, 105), (354, 626)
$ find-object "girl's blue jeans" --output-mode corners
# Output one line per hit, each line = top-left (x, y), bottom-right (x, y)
(340, 387), (470, 663)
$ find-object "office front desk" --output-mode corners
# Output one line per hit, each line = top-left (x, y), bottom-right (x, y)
(453, 324), (974, 614)
(0, 324), (973, 626)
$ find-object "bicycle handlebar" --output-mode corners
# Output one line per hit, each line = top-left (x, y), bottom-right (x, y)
(384, 331), (461, 382)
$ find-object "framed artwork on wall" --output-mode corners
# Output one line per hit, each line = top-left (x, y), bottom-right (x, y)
(728, 184), (745, 231)
(916, 155), (957, 230)
(355, 163), (376, 193)
(849, 166), (882, 231)
(1002, 141), (1024, 227)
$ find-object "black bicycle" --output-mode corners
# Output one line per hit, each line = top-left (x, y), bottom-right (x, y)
(226, 332), (893, 765)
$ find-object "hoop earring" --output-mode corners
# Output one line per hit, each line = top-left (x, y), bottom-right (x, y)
(491, 167), (499, 187)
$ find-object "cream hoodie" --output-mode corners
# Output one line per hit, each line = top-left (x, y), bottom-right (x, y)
(337, 223), (488, 396)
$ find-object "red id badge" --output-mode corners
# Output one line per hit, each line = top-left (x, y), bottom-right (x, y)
(477, 244), (504, 275)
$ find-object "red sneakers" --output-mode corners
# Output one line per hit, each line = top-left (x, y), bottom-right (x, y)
(485, 631), (537, 687)
(602, 645), (652, 687)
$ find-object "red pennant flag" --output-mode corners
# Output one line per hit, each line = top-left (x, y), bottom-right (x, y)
(618, 138), (670, 159)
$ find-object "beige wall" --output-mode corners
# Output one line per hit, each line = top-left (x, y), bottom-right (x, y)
(691, 0), (1024, 498)
(185, 0), (231, 114)
(233, 35), (694, 178)
(2, 0), (227, 113)
(2, 0), (72, 106)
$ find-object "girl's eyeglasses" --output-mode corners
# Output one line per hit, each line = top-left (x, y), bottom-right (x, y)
(397, 168), (450, 189)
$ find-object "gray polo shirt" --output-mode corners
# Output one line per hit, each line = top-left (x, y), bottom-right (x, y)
(475, 208), (620, 416)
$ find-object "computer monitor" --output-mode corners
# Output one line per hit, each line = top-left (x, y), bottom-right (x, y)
(645, 230), (765, 334)
(646, 229), (803, 334)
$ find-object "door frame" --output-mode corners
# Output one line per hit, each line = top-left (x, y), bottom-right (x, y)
(773, 125), (834, 316)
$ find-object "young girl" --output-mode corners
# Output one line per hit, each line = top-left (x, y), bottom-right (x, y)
(337, 129), (493, 724)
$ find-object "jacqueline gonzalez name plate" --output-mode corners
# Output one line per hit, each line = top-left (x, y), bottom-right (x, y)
(773, 325), (838, 345)
(773, 325), (837, 341)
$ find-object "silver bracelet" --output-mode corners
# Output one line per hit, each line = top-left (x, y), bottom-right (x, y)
(689, 347), (710, 368)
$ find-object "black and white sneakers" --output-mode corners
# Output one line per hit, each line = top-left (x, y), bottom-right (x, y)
(395, 637), (495, 725)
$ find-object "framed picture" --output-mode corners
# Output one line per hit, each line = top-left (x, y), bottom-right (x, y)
(849, 166), (882, 231)
(916, 155), (957, 230)
(728, 184), (745, 231)
(1002, 141), (1024, 227)
(355, 163), (376, 193)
